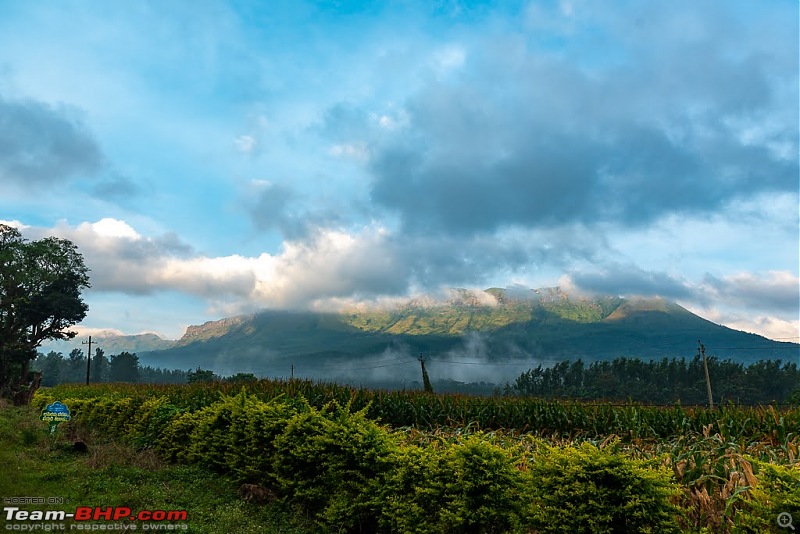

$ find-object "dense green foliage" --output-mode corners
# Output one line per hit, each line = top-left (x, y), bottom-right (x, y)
(525, 442), (682, 533)
(0, 224), (90, 401)
(379, 436), (527, 533)
(510, 356), (800, 405)
(0, 402), (313, 533)
(36, 377), (800, 441)
(33, 379), (800, 532)
(34, 389), (689, 533)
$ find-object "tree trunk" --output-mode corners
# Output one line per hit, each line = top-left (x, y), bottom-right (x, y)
(12, 371), (42, 406)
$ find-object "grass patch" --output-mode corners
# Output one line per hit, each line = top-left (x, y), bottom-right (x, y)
(0, 400), (312, 533)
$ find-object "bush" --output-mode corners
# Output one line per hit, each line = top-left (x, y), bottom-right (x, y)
(272, 402), (397, 532)
(380, 435), (526, 533)
(524, 441), (682, 533)
(733, 461), (800, 533)
(223, 392), (298, 486)
(157, 409), (208, 463)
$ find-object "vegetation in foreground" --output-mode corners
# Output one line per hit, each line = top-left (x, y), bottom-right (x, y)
(0, 399), (313, 533)
(26, 380), (800, 533)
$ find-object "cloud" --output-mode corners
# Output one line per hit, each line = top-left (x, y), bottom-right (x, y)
(702, 271), (800, 314)
(357, 2), (797, 237)
(246, 181), (347, 239)
(0, 95), (102, 186)
(247, 182), (296, 233)
(20, 219), (194, 295)
(92, 175), (142, 201)
(235, 135), (257, 154)
(14, 217), (797, 342)
(567, 265), (799, 316)
(17, 218), (596, 313)
(690, 308), (799, 343)
(568, 264), (695, 301)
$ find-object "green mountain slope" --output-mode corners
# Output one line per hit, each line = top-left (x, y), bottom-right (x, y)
(134, 288), (798, 381)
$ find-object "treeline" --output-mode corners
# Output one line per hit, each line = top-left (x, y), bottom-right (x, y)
(31, 350), (261, 386)
(508, 355), (800, 405)
(32, 349), (186, 385)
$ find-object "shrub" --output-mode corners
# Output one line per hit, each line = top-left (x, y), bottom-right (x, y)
(128, 397), (182, 449)
(733, 461), (800, 533)
(223, 393), (298, 486)
(380, 435), (526, 533)
(524, 441), (682, 533)
(272, 402), (397, 532)
(156, 409), (208, 463)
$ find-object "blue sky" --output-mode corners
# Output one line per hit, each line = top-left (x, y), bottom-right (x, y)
(0, 0), (797, 342)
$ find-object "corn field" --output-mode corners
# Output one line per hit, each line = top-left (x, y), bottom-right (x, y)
(38, 378), (800, 442)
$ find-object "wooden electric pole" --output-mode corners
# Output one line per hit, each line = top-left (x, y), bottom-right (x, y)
(419, 353), (434, 393)
(699, 340), (714, 409)
(82, 336), (93, 385)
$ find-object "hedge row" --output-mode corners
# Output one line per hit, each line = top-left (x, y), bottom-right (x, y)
(34, 390), (697, 533)
(38, 380), (800, 441)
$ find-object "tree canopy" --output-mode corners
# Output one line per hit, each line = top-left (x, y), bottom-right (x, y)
(0, 224), (90, 401)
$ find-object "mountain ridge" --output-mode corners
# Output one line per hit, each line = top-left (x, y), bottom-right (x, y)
(136, 288), (797, 381)
(39, 288), (798, 384)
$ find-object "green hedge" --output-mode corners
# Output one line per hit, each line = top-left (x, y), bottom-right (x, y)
(35, 390), (690, 533)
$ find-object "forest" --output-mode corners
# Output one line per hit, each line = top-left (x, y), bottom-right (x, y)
(32, 349), (800, 406)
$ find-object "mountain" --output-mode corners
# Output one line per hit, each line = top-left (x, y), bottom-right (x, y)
(39, 331), (176, 357)
(132, 287), (798, 384)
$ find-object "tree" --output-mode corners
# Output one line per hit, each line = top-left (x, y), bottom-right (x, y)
(0, 224), (90, 402)
(36, 351), (66, 387)
(91, 347), (107, 383)
(108, 352), (139, 383)
(64, 348), (86, 383)
(187, 367), (217, 383)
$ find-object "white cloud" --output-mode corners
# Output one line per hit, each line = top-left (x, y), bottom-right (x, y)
(431, 44), (466, 77)
(23, 219), (402, 312)
(86, 218), (140, 239)
(235, 134), (257, 154)
(328, 143), (370, 162)
(0, 219), (30, 229)
(685, 306), (800, 342)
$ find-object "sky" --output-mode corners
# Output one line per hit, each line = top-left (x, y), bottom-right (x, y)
(0, 0), (797, 343)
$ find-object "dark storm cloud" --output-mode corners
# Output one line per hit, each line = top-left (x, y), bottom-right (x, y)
(248, 182), (345, 239)
(0, 96), (102, 185)
(380, 225), (603, 290)
(570, 264), (695, 301)
(352, 3), (798, 237)
(249, 182), (296, 232)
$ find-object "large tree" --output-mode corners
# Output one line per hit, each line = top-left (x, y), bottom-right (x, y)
(108, 352), (139, 383)
(0, 224), (90, 403)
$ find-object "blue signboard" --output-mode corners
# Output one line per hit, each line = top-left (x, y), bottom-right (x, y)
(40, 401), (71, 433)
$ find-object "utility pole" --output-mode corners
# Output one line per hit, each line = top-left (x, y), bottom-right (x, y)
(419, 353), (433, 393)
(82, 336), (93, 385)
(699, 340), (714, 409)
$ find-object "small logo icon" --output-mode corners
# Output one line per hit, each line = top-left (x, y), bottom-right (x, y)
(778, 512), (795, 531)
